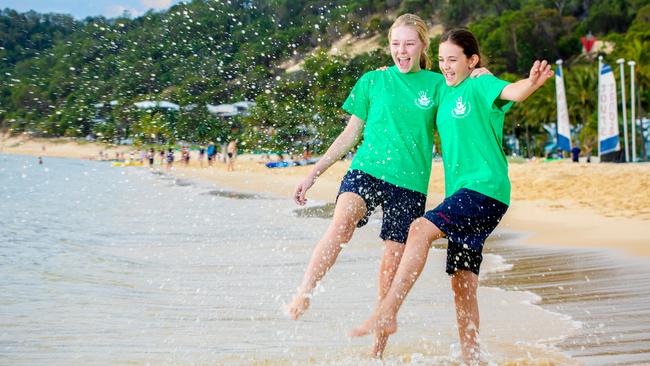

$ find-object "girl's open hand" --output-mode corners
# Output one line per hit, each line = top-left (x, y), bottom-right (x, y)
(529, 60), (553, 88)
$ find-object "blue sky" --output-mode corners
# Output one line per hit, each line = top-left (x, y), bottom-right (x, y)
(0, 0), (184, 19)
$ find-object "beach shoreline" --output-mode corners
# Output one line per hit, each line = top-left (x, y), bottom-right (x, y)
(4, 137), (650, 365)
(2, 133), (649, 257)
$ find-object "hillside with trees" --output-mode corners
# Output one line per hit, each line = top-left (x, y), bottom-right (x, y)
(1, 0), (648, 157)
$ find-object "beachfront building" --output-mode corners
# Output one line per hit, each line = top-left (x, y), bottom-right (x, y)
(206, 101), (256, 136)
(206, 101), (255, 118)
(133, 101), (181, 111)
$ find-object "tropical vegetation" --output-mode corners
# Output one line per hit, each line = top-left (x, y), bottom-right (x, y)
(1, 0), (648, 158)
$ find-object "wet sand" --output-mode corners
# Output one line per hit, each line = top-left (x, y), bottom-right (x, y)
(481, 238), (650, 365)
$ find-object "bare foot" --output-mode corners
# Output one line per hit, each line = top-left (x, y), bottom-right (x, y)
(285, 292), (310, 320)
(349, 311), (397, 338)
(349, 316), (375, 337)
(462, 346), (485, 366)
(350, 311), (397, 359)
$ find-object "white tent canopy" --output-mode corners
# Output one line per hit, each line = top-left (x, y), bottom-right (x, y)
(207, 103), (238, 116)
(133, 100), (180, 111)
(127, 100), (254, 116)
(232, 101), (255, 109)
(206, 101), (255, 117)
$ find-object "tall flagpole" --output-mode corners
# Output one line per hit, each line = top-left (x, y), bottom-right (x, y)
(555, 59), (572, 154)
(628, 60), (636, 162)
(616, 58), (629, 162)
(598, 56), (603, 158)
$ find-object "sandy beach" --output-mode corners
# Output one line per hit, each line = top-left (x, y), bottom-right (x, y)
(2, 133), (649, 258)
(180, 156), (650, 257)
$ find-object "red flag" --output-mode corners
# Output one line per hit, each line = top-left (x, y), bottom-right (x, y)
(580, 33), (596, 53)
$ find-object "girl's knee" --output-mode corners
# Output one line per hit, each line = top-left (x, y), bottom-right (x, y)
(408, 218), (437, 241)
(329, 220), (356, 243)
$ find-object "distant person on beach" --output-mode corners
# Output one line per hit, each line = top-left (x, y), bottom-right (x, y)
(181, 146), (190, 166)
(147, 148), (155, 167)
(584, 144), (592, 163)
(286, 14), (491, 326)
(227, 140), (237, 172)
(38, 156), (43, 165)
(350, 29), (553, 364)
(571, 145), (581, 162)
(198, 146), (206, 167)
(207, 142), (216, 167)
(159, 149), (165, 165)
(166, 148), (174, 170)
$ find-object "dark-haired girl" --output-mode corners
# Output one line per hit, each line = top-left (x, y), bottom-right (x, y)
(352, 29), (553, 364)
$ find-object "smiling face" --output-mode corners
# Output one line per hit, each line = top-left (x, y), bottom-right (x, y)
(390, 25), (424, 73)
(438, 41), (479, 86)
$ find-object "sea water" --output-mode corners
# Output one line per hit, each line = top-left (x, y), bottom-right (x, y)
(1, 153), (630, 365)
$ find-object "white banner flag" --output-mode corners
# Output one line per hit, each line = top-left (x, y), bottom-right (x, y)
(555, 62), (572, 152)
(598, 63), (620, 154)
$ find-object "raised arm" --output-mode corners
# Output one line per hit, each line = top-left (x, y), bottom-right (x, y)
(293, 115), (365, 205)
(499, 60), (553, 102)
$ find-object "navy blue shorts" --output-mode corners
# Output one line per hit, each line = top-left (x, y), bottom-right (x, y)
(423, 188), (508, 275)
(338, 170), (426, 244)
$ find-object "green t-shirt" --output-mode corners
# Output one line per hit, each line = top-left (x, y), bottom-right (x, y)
(342, 66), (445, 194)
(436, 75), (513, 205)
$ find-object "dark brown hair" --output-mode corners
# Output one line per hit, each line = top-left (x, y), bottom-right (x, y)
(440, 28), (482, 68)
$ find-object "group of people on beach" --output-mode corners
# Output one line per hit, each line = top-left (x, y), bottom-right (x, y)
(286, 14), (553, 365)
(98, 140), (239, 171)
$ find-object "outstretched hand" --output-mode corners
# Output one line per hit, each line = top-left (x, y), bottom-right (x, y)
(293, 175), (316, 205)
(528, 60), (553, 88)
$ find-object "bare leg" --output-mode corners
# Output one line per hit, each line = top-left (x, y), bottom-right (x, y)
(378, 241), (406, 301)
(451, 270), (481, 365)
(286, 192), (367, 320)
(226, 157), (233, 171)
(349, 240), (404, 338)
(350, 218), (444, 358)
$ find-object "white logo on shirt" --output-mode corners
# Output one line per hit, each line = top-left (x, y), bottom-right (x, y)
(452, 96), (471, 118)
(414, 91), (434, 109)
